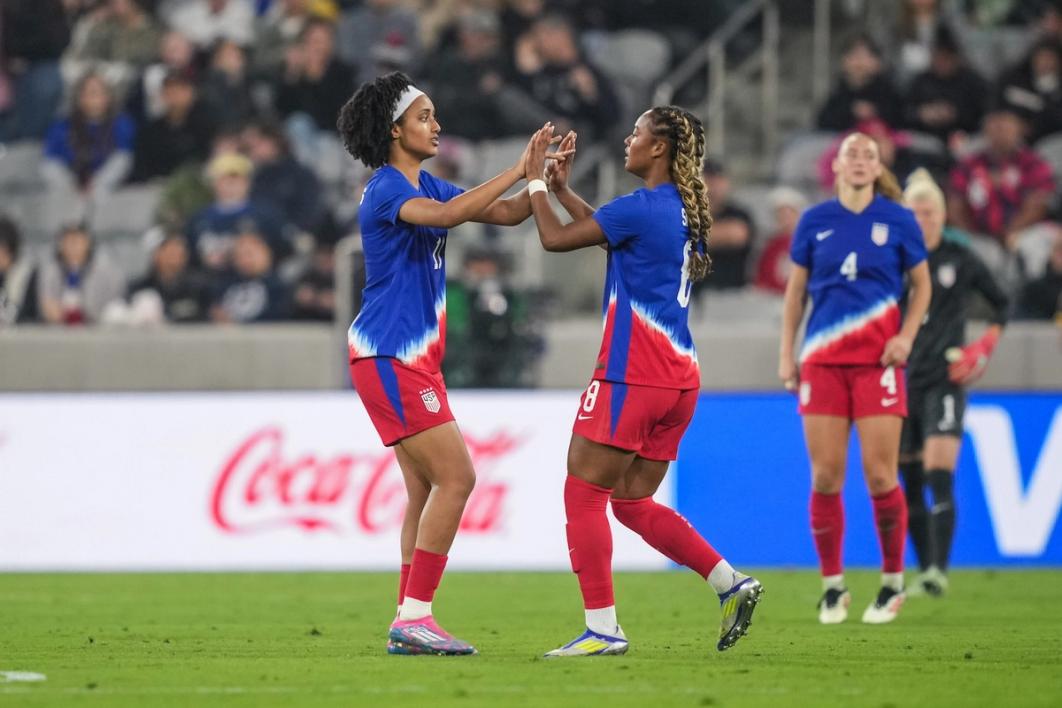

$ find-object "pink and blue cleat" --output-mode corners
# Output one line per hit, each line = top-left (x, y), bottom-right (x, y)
(387, 616), (477, 656)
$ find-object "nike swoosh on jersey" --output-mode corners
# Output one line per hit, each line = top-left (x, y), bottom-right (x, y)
(816, 229), (834, 241)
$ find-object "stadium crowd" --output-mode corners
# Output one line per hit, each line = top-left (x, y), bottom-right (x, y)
(1, 0), (1060, 347)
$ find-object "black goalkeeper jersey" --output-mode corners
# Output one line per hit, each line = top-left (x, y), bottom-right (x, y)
(907, 239), (1009, 390)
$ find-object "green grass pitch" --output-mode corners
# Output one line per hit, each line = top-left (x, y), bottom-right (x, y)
(1, 570), (1060, 707)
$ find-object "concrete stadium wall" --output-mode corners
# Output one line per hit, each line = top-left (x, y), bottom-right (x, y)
(1, 321), (1059, 392)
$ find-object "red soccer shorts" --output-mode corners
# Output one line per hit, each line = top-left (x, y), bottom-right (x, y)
(798, 363), (908, 419)
(572, 379), (698, 461)
(350, 357), (455, 446)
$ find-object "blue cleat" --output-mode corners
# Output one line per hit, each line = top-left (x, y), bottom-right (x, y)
(387, 616), (477, 656)
(544, 627), (629, 657)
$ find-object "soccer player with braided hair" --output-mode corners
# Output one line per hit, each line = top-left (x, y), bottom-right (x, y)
(779, 132), (932, 625)
(524, 106), (763, 657)
(337, 72), (565, 656)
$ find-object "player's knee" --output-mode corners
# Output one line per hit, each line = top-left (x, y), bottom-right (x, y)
(865, 470), (898, 496)
(811, 463), (845, 493)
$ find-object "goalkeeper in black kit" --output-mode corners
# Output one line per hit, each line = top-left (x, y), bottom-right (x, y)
(900, 170), (1010, 596)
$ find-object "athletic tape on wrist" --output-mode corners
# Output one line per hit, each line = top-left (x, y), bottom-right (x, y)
(528, 179), (548, 196)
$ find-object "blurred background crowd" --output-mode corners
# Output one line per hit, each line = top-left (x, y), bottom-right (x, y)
(1, 0), (1061, 387)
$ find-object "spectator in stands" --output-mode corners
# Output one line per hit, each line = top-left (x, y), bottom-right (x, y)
(129, 70), (215, 183)
(889, 0), (947, 86)
(274, 19), (354, 130)
(904, 25), (988, 147)
(512, 13), (621, 140)
(292, 235), (337, 321)
(127, 231), (212, 323)
(166, 0), (254, 50)
(696, 159), (754, 292)
(273, 19), (355, 163)
(198, 39), (256, 131)
(241, 120), (326, 235)
(0, 0), (70, 142)
(948, 107), (1055, 251)
(996, 39), (1062, 143)
(336, 0), (420, 85)
(185, 152), (289, 272)
(0, 215), (40, 325)
(42, 71), (136, 202)
(753, 186), (807, 295)
(126, 29), (198, 124)
(253, 0), (338, 76)
(816, 32), (902, 132)
(423, 10), (513, 141)
(210, 228), (291, 322)
(155, 128), (242, 230)
(38, 223), (126, 325)
(1017, 225), (1062, 320)
(65, 0), (161, 74)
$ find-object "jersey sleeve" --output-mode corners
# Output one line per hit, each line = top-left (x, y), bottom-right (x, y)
(966, 248), (1010, 325)
(592, 191), (650, 248)
(789, 211), (814, 268)
(372, 170), (423, 226)
(897, 209), (928, 271)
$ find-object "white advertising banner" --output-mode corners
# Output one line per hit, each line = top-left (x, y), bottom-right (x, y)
(0, 392), (672, 571)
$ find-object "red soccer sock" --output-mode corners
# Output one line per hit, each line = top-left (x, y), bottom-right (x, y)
(404, 548), (448, 604)
(397, 562), (411, 606)
(810, 491), (845, 577)
(872, 485), (908, 574)
(564, 475), (615, 610)
(611, 496), (722, 578)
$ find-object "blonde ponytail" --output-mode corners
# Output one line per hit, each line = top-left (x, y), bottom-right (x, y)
(649, 106), (713, 281)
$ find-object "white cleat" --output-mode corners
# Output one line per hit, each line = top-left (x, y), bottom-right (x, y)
(544, 626), (629, 657)
(862, 587), (905, 624)
(817, 587), (851, 624)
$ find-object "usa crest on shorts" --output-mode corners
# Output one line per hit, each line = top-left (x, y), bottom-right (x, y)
(420, 388), (441, 413)
(871, 222), (889, 246)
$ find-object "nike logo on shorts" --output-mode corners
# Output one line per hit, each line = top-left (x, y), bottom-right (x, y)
(881, 397), (898, 407)
(816, 229), (834, 241)
(577, 414), (593, 420)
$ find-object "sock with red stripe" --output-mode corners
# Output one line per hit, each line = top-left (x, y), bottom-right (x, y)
(399, 549), (447, 621)
(564, 475), (616, 633)
(810, 491), (844, 578)
(611, 496), (736, 593)
(397, 562), (411, 611)
(872, 485), (908, 576)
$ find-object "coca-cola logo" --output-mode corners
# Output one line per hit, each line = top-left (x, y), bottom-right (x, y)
(210, 427), (520, 535)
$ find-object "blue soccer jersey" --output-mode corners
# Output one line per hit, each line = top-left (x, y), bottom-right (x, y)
(791, 195), (927, 366)
(348, 165), (464, 373)
(591, 184), (701, 390)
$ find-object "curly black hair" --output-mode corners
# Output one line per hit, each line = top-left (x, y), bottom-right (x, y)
(337, 72), (415, 169)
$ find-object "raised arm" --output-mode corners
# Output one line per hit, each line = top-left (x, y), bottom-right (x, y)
(525, 128), (607, 252)
(545, 132), (596, 221)
(779, 264), (809, 390)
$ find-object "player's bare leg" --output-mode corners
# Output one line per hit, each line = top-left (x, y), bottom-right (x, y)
(856, 415), (908, 623)
(387, 422), (477, 655)
(612, 457), (763, 651)
(395, 446), (431, 606)
(803, 415), (853, 623)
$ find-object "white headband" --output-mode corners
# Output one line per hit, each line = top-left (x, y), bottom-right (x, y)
(392, 86), (426, 122)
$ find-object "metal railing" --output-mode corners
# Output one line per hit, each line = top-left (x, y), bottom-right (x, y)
(653, 0), (779, 170)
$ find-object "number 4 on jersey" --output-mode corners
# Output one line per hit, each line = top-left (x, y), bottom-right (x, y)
(840, 251), (858, 281)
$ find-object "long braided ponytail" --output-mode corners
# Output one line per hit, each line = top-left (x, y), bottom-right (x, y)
(649, 106), (713, 281)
